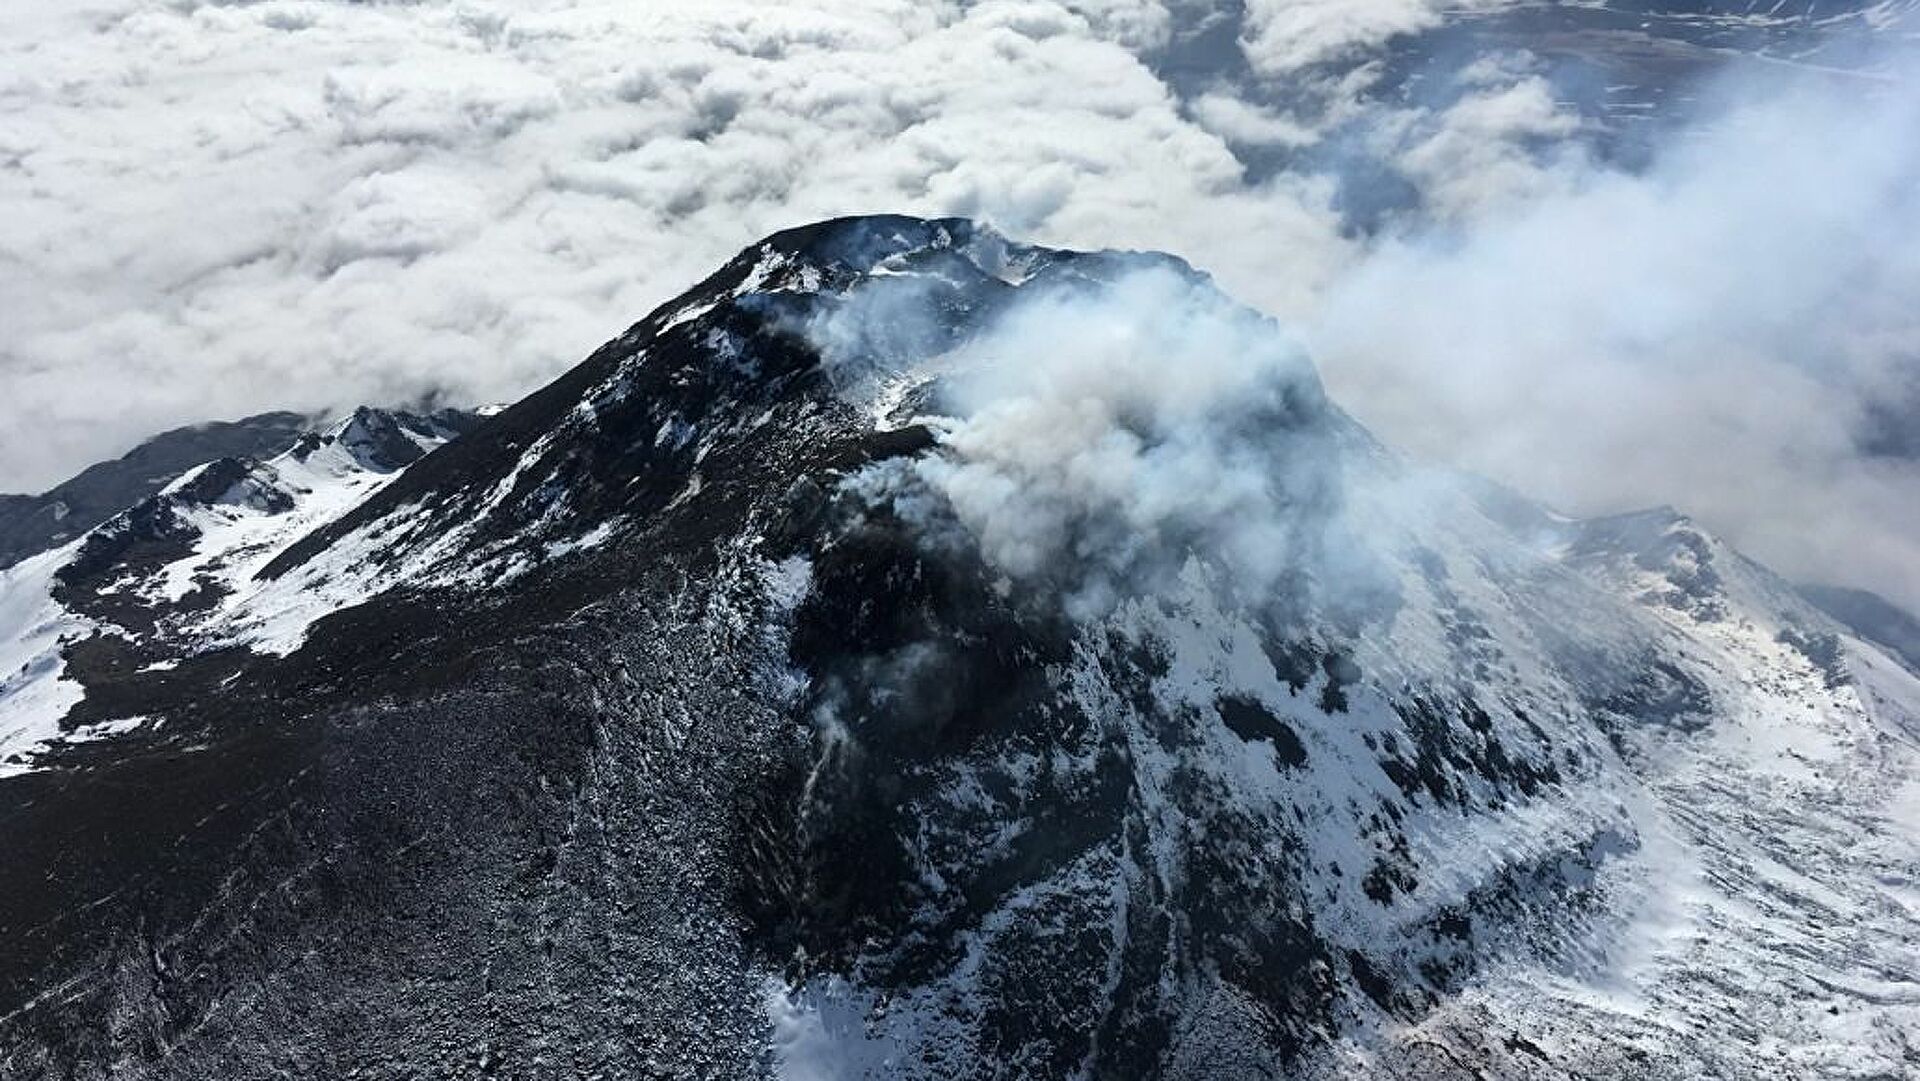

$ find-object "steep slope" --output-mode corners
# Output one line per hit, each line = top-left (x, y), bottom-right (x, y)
(1800, 584), (1920, 674)
(1374, 505), (1920, 1078)
(0, 216), (1912, 1080)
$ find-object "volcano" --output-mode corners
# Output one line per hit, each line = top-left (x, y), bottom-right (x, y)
(1, 216), (1914, 1080)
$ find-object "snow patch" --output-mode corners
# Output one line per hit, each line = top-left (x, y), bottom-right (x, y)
(0, 542), (95, 778)
(764, 977), (902, 1081)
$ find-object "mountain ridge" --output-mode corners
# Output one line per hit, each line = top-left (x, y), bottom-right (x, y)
(0, 412), (312, 572)
(0, 215), (1914, 1080)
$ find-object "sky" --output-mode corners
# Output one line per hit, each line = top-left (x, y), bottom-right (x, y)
(1, 0), (1916, 608)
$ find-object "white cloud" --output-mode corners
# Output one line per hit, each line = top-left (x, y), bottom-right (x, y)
(0, 0), (1914, 613)
(1239, 0), (1466, 76)
(1189, 90), (1321, 148)
(0, 0), (1346, 492)
(1385, 74), (1585, 220)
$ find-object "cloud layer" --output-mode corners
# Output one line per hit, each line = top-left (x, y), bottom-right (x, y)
(0, 0), (1346, 490)
(2, 2), (1915, 608)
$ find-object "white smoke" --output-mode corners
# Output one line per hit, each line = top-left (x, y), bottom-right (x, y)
(797, 50), (1920, 616)
(918, 268), (1320, 583)
(809, 261), (1392, 621)
(1312, 59), (1920, 610)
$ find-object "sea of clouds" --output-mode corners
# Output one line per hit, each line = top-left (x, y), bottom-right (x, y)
(1, 0), (1914, 608)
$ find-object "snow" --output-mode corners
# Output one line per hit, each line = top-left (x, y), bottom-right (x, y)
(663, 245), (793, 332)
(1341, 496), (1920, 1077)
(542, 518), (623, 563)
(0, 409), (471, 756)
(0, 541), (94, 777)
(770, 381), (1920, 1075)
(130, 421), (434, 656)
(60, 716), (148, 743)
(765, 978), (902, 1081)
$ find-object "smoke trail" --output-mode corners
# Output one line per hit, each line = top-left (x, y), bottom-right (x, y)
(1310, 55), (1920, 609)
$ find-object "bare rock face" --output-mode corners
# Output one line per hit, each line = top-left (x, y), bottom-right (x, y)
(1, 217), (1914, 1081)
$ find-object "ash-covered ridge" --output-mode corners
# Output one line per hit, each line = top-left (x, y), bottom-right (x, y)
(1, 216), (1914, 1081)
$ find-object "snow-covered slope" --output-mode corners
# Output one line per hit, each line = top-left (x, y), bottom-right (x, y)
(0, 217), (1912, 1080)
(0, 411), (310, 572)
(1354, 503), (1920, 1077)
(0, 407), (475, 775)
(0, 542), (96, 778)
